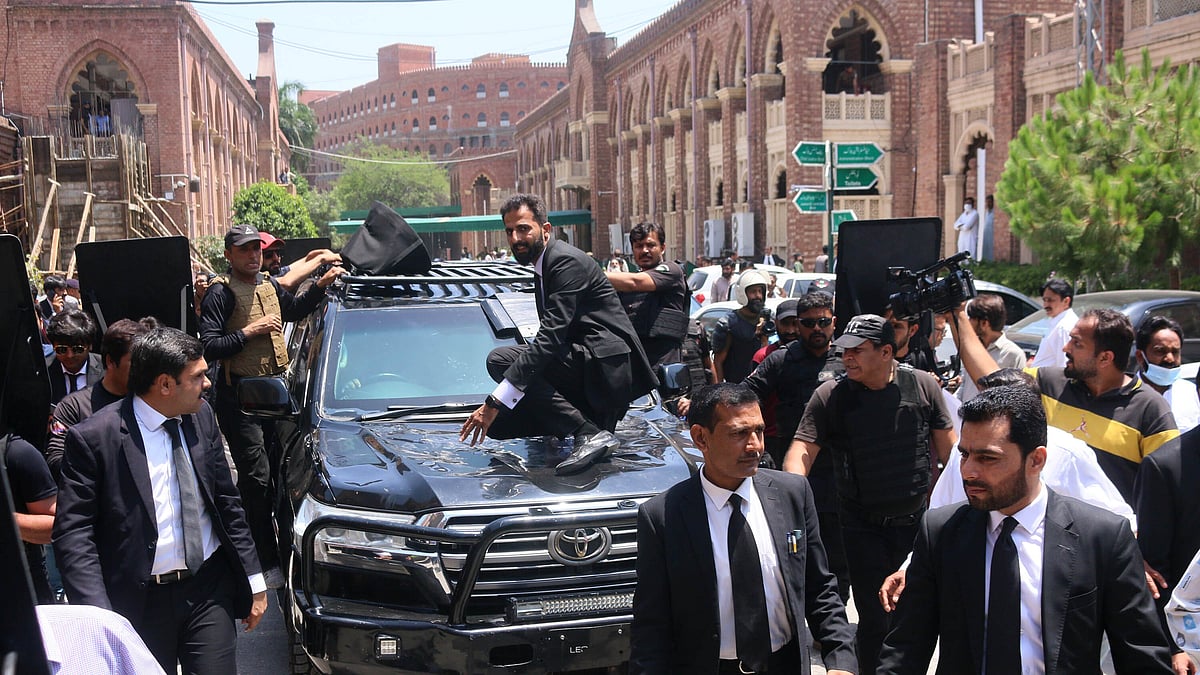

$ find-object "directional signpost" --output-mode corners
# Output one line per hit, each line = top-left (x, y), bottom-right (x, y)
(834, 142), (884, 166)
(793, 190), (829, 213)
(793, 140), (885, 269)
(834, 167), (879, 190)
(792, 141), (827, 166)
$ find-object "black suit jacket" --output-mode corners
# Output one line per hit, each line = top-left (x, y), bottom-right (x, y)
(52, 397), (261, 626)
(507, 237), (657, 408)
(631, 470), (856, 674)
(46, 352), (104, 405)
(878, 489), (1172, 674)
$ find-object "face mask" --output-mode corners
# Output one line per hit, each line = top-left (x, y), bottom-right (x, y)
(1143, 361), (1181, 387)
(963, 205), (974, 213)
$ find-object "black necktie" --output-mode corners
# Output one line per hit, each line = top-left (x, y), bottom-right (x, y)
(67, 372), (80, 393)
(162, 419), (204, 573)
(728, 493), (771, 671)
(986, 516), (1021, 675)
(534, 273), (545, 317)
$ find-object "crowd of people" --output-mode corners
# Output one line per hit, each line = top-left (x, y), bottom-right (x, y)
(10, 191), (1200, 673)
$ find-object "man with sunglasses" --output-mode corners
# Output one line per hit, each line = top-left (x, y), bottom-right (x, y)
(45, 309), (104, 406)
(259, 230), (343, 294)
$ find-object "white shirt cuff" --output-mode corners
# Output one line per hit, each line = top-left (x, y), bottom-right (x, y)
(247, 573), (266, 594)
(491, 380), (524, 409)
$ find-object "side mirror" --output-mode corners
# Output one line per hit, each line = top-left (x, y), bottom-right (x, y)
(656, 363), (689, 398)
(238, 376), (299, 418)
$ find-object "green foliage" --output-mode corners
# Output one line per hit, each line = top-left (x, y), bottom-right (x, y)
(970, 261), (1055, 297)
(332, 140), (450, 212)
(231, 181), (316, 240)
(997, 50), (1200, 287)
(195, 235), (227, 273)
(278, 81), (316, 174)
(292, 174), (342, 237)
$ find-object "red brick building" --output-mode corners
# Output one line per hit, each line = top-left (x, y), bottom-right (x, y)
(305, 46), (566, 218)
(0, 0), (288, 248)
(515, 0), (1084, 262)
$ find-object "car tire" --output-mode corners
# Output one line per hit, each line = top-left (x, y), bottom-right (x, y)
(288, 627), (319, 675)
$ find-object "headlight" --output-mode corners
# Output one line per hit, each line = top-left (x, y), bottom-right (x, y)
(294, 495), (430, 573)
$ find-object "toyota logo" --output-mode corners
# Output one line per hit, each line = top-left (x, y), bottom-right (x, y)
(547, 527), (612, 566)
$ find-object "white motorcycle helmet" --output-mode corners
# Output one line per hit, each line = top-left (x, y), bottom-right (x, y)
(734, 269), (771, 306)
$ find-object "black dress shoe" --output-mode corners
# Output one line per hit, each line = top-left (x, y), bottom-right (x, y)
(555, 430), (619, 475)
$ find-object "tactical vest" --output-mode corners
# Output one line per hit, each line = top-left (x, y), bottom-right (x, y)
(214, 274), (288, 378)
(772, 349), (842, 441)
(679, 318), (711, 393)
(825, 364), (931, 516)
(713, 312), (760, 384)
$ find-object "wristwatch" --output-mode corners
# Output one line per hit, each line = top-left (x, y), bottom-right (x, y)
(484, 394), (503, 410)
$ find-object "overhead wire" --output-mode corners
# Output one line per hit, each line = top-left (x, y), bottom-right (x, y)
(291, 144), (515, 166)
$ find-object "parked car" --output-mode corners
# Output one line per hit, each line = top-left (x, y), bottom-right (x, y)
(692, 297), (790, 344)
(1005, 290), (1200, 362)
(778, 273), (836, 298)
(240, 261), (697, 674)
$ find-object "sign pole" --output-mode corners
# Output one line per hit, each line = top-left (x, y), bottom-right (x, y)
(826, 141), (835, 270)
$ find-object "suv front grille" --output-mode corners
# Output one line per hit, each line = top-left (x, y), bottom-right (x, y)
(435, 506), (640, 616)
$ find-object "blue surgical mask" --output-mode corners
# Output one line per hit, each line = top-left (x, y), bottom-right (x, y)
(1142, 361), (1181, 387)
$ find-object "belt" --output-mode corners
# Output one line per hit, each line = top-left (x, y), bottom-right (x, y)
(843, 504), (923, 527)
(717, 638), (799, 674)
(150, 569), (193, 585)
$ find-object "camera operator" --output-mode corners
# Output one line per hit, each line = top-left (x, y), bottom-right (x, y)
(884, 308), (937, 375)
(949, 294), (1026, 402)
(711, 269), (771, 383)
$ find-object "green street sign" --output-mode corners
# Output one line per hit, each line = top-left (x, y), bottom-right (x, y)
(834, 142), (884, 166)
(793, 190), (829, 213)
(792, 141), (826, 166)
(834, 167), (878, 190)
(831, 209), (857, 233)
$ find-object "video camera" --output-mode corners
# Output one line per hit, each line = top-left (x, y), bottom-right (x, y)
(887, 251), (977, 317)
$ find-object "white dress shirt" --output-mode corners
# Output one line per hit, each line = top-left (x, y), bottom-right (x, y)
(930, 426), (1135, 529)
(37, 604), (167, 675)
(984, 483), (1048, 675)
(132, 396), (220, 575)
(1166, 546), (1200, 663)
(64, 360), (89, 393)
(491, 249), (547, 409)
(1031, 308), (1078, 369)
(1164, 377), (1200, 434)
(698, 468), (792, 657)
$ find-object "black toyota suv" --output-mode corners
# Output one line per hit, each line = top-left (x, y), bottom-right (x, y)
(240, 261), (697, 674)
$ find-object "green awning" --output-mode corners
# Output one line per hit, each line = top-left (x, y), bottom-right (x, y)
(329, 209), (593, 235)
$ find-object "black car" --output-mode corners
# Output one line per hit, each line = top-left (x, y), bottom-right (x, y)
(240, 261), (696, 674)
(1006, 290), (1200, 362)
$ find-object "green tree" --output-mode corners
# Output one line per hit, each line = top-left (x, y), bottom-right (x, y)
(232, 180), (317, 240)
(997, 50), (1200, 288)
(292, 173), (342, 237)
(332, 140), (450, 212)
(195, 234), (227, 273)
(278, 81), (317, 174)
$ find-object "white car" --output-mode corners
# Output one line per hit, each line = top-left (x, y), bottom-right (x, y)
(687, 263), (797, 306)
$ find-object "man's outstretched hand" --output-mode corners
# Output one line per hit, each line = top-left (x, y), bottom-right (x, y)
(459, 404), (498, 446)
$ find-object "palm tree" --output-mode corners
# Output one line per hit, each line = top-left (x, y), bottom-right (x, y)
(278, 81), (316, 174)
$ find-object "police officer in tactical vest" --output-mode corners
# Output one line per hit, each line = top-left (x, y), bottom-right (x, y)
(605, 222), (689, 369)
(784, 313), (957, 674)
(199, 224), (343, 586)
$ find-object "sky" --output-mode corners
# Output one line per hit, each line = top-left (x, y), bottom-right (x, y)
(196, 0), (682, 92)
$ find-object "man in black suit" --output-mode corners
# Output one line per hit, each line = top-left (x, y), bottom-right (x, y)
(631, 384), (856, 675)
(460, 193), (657, 475)
(53, 327), (267, 674)
(877, 385), (1172, 674)
(45, 309), (104, 405)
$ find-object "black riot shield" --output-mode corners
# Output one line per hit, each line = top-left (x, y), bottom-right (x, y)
(833, 217), (942, 333)
(281, 237), (333, 267)
(74, 236), (196, 335)
(0, 234), (52, 450)
(341, 201), (431, 276)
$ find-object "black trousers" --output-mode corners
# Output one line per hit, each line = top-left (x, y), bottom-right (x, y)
(213, 379), (279, 572)
(485, 345), (629, 439)
(137, 553), (240, 675)
(839, 506), (923, 675)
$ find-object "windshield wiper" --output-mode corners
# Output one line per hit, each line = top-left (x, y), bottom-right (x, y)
(358, 402), (476, 422)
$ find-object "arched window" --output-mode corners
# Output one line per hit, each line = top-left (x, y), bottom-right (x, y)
(477, 112), (487, 127)
(444, 142), (453, 155)
(412, 118), (420, 131)
(427, 87), (436, 102)
(69, 51), (141, 136)
(557, 81), (566, 90)
(499, 82), (509, 98)
(500, 112), (510, 127)
(476, 83), (486, 99)
(517, 81), (527, 89)
(429, 116), (438, 131)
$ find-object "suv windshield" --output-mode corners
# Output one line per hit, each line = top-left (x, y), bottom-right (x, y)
(323, 304), (519, 411)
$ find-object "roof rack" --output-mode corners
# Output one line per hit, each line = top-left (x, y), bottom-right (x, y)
(336, 260), (535, 300)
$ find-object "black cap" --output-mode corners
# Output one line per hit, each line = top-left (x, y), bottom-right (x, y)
(224, 224), (260, 249)
(776, 299), (800, 321)
(834, 313), (895, 349)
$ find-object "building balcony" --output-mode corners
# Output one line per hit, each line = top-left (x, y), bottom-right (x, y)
(554, 159), (590, 191)
(822, 92), (890, 131)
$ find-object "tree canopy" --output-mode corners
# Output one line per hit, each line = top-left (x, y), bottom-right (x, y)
(232, 181), (317, 240)
(996, 50), (1200, 287)
(278, 81), (316, 174)
(332, 141), (450, 212)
